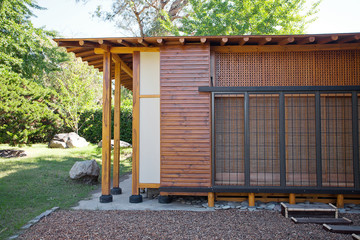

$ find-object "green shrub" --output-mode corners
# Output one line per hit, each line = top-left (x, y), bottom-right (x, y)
(79, 98), (133, 144)
(0, 66), (63, 145)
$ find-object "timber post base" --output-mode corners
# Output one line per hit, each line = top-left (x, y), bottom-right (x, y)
(248, 193), (255, 207)
(208, 192), (215, 207)
(158, 195), (172, 204)
(111, 187), (122, 195)
(99, 194), (113, 203)
(129, 194), (143, 203)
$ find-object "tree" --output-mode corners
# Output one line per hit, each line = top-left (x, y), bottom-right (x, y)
(90, 0), (189, 37)
(0, 66), (62, 145)
(44, 54), (103, 134)
(161, 0), (320, 36)
(0, 0), (67, 81)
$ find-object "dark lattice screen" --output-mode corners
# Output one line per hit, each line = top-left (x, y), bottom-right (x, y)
(285, 94), (317, 186)
(249, 94), (280, 186)
(321, 94), (354, 187)
(214, 95), (245, 185)
(215, 50), (360, 87)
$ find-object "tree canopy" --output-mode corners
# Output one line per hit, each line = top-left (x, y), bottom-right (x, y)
(88, 0), (319, 36)
(0, 0), (105, 145)
(161, 0), (320, 36)
(0, 0), (67, 81)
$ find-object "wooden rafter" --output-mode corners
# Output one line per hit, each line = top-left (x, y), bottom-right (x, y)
(239, 37), (249, 46)
(278, 37), (295, 45)
(112, 54), (133, 79)
(298, 37), (316, 45)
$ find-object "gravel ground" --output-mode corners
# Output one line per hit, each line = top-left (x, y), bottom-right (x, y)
(18, 210), (360, 240)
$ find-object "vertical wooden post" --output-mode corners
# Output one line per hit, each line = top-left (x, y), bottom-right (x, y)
(337, 194), (344, 208)
(99, 51), (113, 203)
(129, 51), (142, 203)
(248, 193), (255, 207)
(111, 61), (122, 195)
(289, 193), (296, 205)
(208, 192), (215, 207)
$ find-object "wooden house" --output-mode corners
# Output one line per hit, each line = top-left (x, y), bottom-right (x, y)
(54, 33), (360, 207)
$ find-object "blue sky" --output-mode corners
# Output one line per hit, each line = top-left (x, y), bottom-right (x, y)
(31, 0), (360, 38)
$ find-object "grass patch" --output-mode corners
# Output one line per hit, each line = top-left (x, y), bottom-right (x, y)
(0, 144), (132, 239)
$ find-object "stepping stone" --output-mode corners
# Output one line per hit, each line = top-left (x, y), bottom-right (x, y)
(323, 224), (360, 234)
(353, 233), (360, 240)
(291, 217), (352, 225)
(281, 202), (338, 218)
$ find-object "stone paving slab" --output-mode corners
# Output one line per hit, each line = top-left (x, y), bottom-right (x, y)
(73, 174), (213, 211)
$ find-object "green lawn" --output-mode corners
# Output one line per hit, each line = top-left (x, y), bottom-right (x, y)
(0, 144), (132, 239)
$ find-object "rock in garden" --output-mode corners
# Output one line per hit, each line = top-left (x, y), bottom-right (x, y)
(98, 139), (132, 148)
(0, 149), (27, 158)
(66, 133), (89, 148)
(48, 132), (89, 148)
(69, 159), (100, 184)
(48, 140), (67, 149)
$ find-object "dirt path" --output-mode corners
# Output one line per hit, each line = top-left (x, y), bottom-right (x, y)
(19, 210), (358, 239)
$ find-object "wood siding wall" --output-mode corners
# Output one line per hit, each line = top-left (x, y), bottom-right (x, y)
(160, 45), (211, 187)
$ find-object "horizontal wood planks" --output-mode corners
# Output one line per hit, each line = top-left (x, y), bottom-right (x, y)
(160, 44), (211, 188)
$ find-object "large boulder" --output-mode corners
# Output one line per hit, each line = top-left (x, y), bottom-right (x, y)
(66, 132), (89, 148)
(48, 140), (67, 149)
(48, 132), (89, 148)
(69, 159), (100, 184)
(98, 139), (132, 148)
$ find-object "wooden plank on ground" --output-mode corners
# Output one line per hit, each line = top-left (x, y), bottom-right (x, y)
(323, 224), (360, 234)
(291, 217), (352, 225)
(352, 233), (360, 239)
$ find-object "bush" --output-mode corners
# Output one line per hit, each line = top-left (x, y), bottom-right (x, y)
(79, 98), (133, 144)
(0, 66), (64, 145)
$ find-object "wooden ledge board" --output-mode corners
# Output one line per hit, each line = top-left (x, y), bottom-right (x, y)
(352, 233), (360, 240)
(291, 217), (352, 225)
(324, 224), (360, 234)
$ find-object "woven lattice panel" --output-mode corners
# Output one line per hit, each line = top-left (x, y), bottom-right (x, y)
(216, 50), (360, 87)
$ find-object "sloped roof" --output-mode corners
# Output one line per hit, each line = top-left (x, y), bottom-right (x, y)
(54, 33), (360, 90)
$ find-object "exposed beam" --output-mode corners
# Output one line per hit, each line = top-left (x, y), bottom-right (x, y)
(58, 41), (83, 47)
(278, 37), (295, 45)
(200, 37), (207, 44)
(75, 50), (95, 58)
(157, 38), (164, 45)
(239, 37), (249, 46)
(221, 37), (228, 46)
(298, 37), (316, 45)
(179, 38), (185, 45)
(95, 47), (160, 54)
(117, 39), (132, 47)
(88, 58), (103, 65)
(317, 35), (338, 44)
(79, 40), (100, 48)
(138, 38), (149, 47)
(81, 55), (103, 62)
(112, 54), (133, 79)
(258, 37), (272, 45)
(338, 35), (360, 44)
(66, 47), (84, 52)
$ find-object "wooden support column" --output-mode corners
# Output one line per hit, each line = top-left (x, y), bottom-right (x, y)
(129, 51), (143, 203)
(337, 194), (344, 208)
(248, 193), (255, 207)
(111, 61), (122, 195)
(99, 50), (113, 203)
(289, 193), (296, 205)
(208, 192), (215, 207)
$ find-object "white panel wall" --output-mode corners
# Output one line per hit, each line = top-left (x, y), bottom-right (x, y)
(139, 52), (160, 184)
(140, 52), (160, 95)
